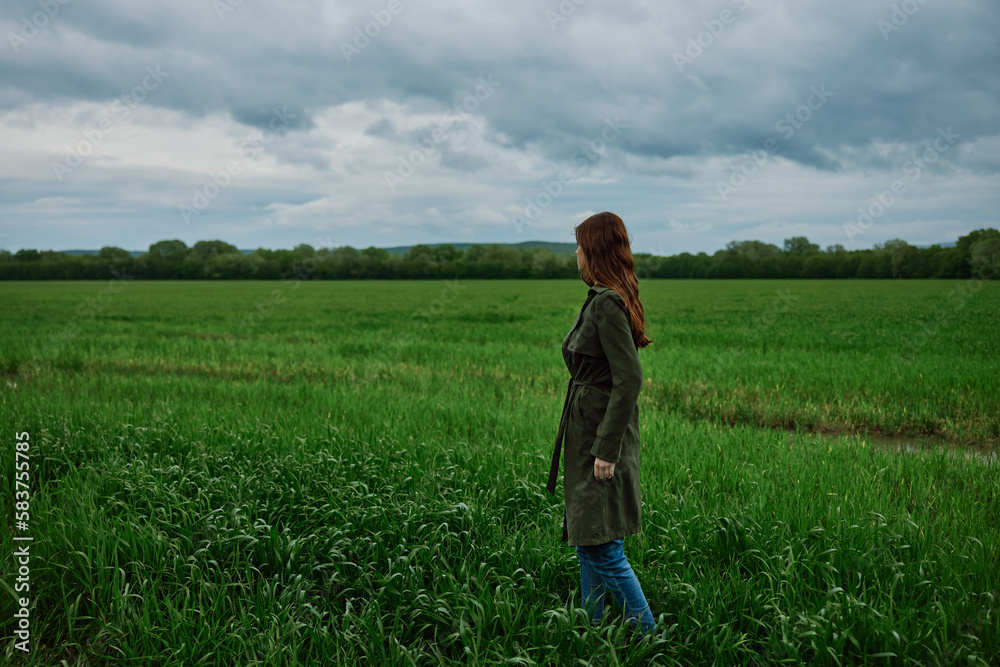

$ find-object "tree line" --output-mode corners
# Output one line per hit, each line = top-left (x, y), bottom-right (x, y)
(1, 229), (997, 281)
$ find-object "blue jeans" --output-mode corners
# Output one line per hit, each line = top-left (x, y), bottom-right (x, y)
(576, 538), (655, 632)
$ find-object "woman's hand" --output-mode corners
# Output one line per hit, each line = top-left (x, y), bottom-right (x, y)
(594, 456), (615, 481)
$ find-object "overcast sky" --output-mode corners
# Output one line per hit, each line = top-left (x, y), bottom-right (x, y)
(1, 0), (998, 256)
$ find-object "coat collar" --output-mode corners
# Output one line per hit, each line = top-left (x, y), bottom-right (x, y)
(588, 284), (614, 296)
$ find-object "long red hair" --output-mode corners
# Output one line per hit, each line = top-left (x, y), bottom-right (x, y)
(575, 212), (651, 348)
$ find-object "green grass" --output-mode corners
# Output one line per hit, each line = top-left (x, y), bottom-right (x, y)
(1, 279), (998, 665)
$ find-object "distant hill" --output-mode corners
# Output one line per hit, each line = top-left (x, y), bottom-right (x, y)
(382, 241), (576, 255)
(54, 240), (955, 257)
(62, 249), (147, 258)
(59, 240), (578, 257)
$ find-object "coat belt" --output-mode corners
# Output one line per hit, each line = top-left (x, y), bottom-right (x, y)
(546, 377), (614, 495)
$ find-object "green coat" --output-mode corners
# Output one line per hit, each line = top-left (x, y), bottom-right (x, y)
(546, 285), (643, 546)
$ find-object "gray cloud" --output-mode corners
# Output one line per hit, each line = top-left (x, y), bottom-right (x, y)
(0, 0), (997, 253)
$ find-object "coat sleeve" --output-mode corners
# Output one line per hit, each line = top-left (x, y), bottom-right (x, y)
(590, 292), (642, 462)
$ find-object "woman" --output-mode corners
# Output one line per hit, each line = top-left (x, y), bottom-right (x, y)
(545, 211), (655, 633)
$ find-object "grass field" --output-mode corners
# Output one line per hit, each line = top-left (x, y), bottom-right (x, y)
(1, 279), (998, 665)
